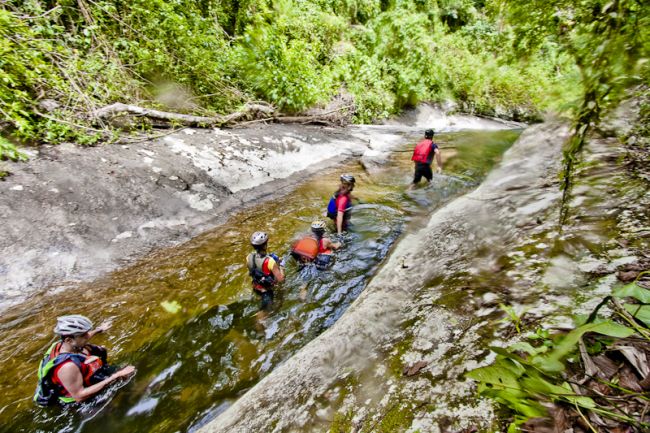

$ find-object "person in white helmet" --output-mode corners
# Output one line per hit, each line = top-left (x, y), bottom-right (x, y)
(326, 174), (356, 235)
(246, 231), (285, 310)
(34, 315), (135, 406)
(290, 220), (341, 269)
(290, 220), (342, 300)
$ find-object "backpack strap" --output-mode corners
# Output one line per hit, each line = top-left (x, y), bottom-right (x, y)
(34, 345), (86, 405)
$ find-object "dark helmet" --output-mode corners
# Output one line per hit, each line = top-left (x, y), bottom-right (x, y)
(250, 231), (269, 246)
(340, 174), (356, 185)
(425, 129), (435, 139)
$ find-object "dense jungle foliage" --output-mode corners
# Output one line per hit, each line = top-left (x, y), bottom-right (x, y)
(0, 0), (648, 157)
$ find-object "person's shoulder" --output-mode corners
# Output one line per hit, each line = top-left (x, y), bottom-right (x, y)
(57, 359), (81, 375)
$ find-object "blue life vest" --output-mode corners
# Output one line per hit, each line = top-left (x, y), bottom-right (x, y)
(327, 195), (337, 219)
(326, 192), (351, 220)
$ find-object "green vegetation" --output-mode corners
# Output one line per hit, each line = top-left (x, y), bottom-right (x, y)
(498, 0), (650, 221)
(0, 135), (26, 161)
(498, 303), (528, 334)
(1, 0), (582, 150)
(468, 276), (650, 431)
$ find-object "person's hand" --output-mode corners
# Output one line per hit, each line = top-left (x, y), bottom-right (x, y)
(94, 319), (113, 334)
(111, 365), (136, 381)
(436, 166), (442, 174)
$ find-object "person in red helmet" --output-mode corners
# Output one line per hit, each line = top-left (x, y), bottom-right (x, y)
(409, 129), (442, 189)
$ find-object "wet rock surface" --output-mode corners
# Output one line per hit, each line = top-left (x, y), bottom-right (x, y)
(198, 122), (571, 433)
(195, 100), (650, 432)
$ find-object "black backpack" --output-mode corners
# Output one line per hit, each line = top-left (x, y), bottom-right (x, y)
(247, 254), (275, 288)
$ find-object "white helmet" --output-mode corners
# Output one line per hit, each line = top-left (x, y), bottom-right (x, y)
(340, 174), (356, 184)
(250, 231), (269, 246)
(54, 315), (93, 336)
(311, 220), (326, 232)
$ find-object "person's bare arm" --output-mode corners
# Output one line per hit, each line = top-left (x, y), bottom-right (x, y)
(336, 211), (344, 234)
(57, 363), (135, 402)
(324, 238), (341, 250)
(434, 148), (442, 173)
(88, 319), (112, 339)
(271, 262), (284, 282)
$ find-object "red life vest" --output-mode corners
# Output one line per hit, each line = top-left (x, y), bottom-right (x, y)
(318, 238), (332, 255)
(50, 343), (104, 399)
(412, 139), (433, 163)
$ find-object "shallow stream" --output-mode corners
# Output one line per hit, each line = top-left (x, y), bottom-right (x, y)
(0, 129), (521, 433)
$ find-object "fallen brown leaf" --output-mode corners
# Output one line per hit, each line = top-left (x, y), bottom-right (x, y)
(618, 365), (644, 393)
(403, 360), (428, 376)
(617, 270), (639, 282)
(592, 354), (620, 380)
(614, 345), (650, 378)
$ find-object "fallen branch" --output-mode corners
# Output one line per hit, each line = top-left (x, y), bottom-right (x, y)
(34, 110), (106, 133)
(92, 102), (276, 127)
(93, 102), (351, 128)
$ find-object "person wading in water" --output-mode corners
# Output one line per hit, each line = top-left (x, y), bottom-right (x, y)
(327, 174), (356, 235)
(34, 315), (135, 406)
(290, 220), (341, 299)
(246, 231), (285, 312)
(409, 129), (442, 189)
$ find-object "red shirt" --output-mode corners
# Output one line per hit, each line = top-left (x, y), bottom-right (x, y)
(336, 193), (351, 213)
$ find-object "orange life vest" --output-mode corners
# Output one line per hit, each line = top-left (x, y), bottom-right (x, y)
(291, 237), (319, 261)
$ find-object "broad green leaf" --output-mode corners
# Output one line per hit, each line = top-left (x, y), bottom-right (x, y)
(623, 304), (650, 327)
(466, 363), (522, 389)
(490, 346), (530, 364)
(614, 281), (650, 303)
(586, 321), (636, 338)
(534, 320), (635, 372)
(509, 342), (548, 355)
(506, 397), (546, 418)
